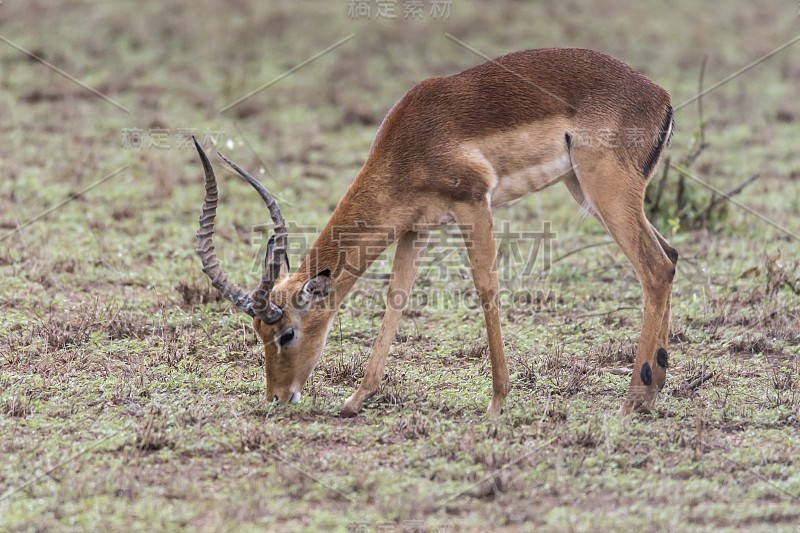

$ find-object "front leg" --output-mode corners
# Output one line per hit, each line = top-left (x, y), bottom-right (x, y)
(340, 230), (427, 416)
(453, 203), (510, 414)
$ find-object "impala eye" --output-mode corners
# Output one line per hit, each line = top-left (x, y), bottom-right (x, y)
(278, 328), (295, 346)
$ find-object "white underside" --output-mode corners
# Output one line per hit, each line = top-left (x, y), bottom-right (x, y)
(489, 153), (574, 207)
(459, 120), (576, 209)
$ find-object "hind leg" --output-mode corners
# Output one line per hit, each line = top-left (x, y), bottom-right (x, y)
(564, 159), (675, 413)
(564, 174), (677, 393)
(649, 223), (678, 390)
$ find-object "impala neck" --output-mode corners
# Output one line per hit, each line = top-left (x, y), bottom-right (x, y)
(295, 174), (400, 307)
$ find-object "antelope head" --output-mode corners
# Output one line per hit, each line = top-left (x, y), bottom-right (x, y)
(193, 138), (334, 404)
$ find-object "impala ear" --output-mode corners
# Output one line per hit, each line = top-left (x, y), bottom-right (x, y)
(296, 269), (331, 308)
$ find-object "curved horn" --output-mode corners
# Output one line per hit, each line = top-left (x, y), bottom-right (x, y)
(193, 137), (256, 317)
(217, 152), (286, 324)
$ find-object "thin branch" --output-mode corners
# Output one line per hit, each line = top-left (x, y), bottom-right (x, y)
(547, 240), (614, 268)
(673, 364), (714, 397)
(650, 155), (671, 217)
(569, 306), (639, 321)
(703, 173), (760, 217)
(682, 57), (710, 170)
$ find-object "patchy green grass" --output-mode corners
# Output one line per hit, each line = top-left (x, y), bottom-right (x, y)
(1, 1), (799, 531)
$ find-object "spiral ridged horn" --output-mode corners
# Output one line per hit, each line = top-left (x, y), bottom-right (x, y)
(194, 137), (285, 323)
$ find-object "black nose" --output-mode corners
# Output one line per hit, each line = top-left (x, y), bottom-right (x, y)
(272, 395), (279, 402)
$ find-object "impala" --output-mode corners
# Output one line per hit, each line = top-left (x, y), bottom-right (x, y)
(193, 48), (677, 416)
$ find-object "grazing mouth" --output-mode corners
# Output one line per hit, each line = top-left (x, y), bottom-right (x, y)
(272, 392), (302, 404)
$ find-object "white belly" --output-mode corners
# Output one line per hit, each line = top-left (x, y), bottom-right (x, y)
(459, 119), (575, 208)
(490, 154), (573, 206)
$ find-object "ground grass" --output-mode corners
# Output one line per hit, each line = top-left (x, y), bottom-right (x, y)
(1, 1), (799, 531)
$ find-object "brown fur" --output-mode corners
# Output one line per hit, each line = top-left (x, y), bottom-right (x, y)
(240, 48), (675, 414)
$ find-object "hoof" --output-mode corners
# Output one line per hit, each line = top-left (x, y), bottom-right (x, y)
(340, 395), (363, 418)
(340, 406), (359, 418)
(486, 396), (505, 415)
(618, 398), (655, 416)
